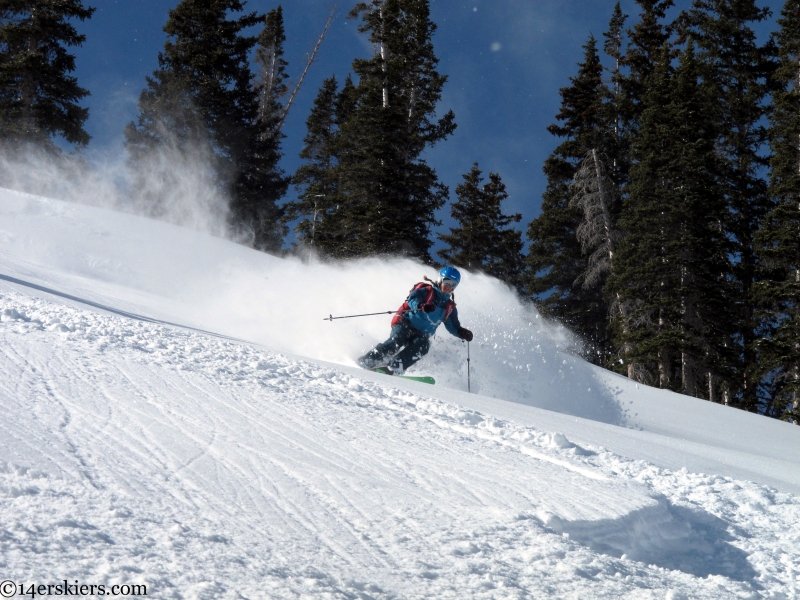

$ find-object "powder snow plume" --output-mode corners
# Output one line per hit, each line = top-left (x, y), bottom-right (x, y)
(0, 187), (623, 424)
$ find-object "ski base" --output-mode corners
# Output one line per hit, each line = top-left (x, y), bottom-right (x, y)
(372, 367), (435, 385)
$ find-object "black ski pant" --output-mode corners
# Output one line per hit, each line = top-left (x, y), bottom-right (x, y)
(361, 321), (431, 373)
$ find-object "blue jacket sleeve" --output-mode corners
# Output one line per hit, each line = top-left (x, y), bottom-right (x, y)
(444, 306), (461, 337)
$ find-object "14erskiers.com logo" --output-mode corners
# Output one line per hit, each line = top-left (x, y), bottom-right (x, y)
(1, 580), (147, 597)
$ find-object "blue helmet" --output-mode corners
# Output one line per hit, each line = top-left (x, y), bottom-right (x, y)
(439, 266), (461, 288)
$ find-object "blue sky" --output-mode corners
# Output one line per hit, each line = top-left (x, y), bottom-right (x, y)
(70, 0), (780, 241)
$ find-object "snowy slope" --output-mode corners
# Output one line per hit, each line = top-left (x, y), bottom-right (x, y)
(1, 188), (799, 599)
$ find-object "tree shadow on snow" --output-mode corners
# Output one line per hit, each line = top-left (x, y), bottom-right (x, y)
(547, 495), (759, 583)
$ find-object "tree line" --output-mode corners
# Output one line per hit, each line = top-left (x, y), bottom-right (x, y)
(0, 0), (523, 271)
(527, 0), (800, 422)
(0, 0), (797, 421)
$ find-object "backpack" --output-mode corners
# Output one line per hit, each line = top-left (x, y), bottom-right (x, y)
(391, 282), (455, 327)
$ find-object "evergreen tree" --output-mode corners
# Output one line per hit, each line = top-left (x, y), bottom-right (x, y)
(612, 0), (676, 210)
(608, 49), (673, 386)
(289, 75), (340, 250)
(752, 0), (800, 421)
(335, 73), (359, 125)
(437, 164), (523, 290)
(621, 0), (675, 120)
(602, 2), (630, 197)
(601, 0), (677, 380)
(524, 36), (617, 365)
(241, 5), (291, 251)
(678, 0), (777, 409)
(609, 44), (736, 396)
(125, 0), (286, 251)
(289, 74), (369, 258)
(0, 0), (95, 149)
(329, 0), (456, 261)
(604, 3), (628, 102)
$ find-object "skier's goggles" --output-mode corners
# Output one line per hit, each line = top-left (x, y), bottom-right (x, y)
(441, 278), (459, 291)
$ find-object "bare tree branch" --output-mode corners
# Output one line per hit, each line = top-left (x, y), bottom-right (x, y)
(277, 0), (339, 132)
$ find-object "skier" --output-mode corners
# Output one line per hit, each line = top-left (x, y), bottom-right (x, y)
(357, 266), (473, 374)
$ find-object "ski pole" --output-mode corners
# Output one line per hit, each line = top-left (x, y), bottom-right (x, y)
(467, 340), (471, 393)
(324, 308), (420, 321)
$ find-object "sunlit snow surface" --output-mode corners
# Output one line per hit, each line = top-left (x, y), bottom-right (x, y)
(0, 188), (799, 599)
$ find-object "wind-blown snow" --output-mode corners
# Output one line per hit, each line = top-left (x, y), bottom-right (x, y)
(0, 187), (620, 423)
(1, 188), (799, 598)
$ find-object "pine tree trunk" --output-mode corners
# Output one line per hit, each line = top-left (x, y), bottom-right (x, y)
(379, 3), (389, 109)
(793, 365), (799, 425)
(682, 353), (696, 397)
(680, 264), (697, 397)
(404, 30), (420, 168)
(794, 58), (799, 423)
(658, 346), (670, 389)
(738, 134), (757, 409)
(657, 307), (670, 388)
(265, 52), (277, 116)
(21, 29), (38, 139)
(795, 269), (799, 424)
(708, 372), (715, 402)
(591, 149), (616, 261)
(619, 297), (636, 382)
(722, 331), (735, 405)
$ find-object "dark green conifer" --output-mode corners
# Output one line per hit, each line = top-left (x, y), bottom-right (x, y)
(437, 164), (524, 290)
(524, 36), (616, 365)
(0, 0), (95, 149)
(604, 3), (628, 88)
(241, 5), (291, 251)
(289, 75), (340, 251)
(752, 0), (800, 421)
(335, 74), (359, 125)
(331, 0), (456, 262)
(602, 2), (630, 198)
(609, 44), (736, 397)
(621, 0), (675, 119)
(608, 49), (674, 386)
(678, 0), (777, 409)
(289, 75), (371, 258)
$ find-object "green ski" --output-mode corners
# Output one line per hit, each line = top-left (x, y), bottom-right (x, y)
(372, 367), (435, 385)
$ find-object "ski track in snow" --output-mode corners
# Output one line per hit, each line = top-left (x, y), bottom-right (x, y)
(1, 290), (799, 599)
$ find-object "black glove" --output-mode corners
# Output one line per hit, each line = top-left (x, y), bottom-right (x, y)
(458, 327), (473, 342)
(421, 303), (436, 313)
